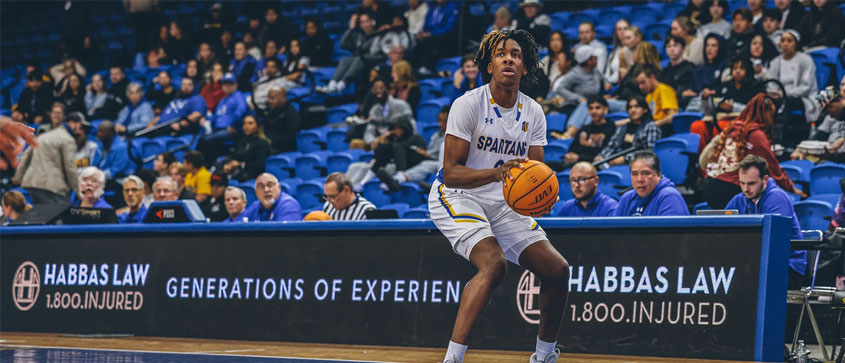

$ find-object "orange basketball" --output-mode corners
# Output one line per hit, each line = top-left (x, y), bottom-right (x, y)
(502, 160), (559, 217)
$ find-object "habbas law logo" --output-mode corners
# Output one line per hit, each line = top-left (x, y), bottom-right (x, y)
(516, 270), (540, 324)
(12, 261), (40, 311)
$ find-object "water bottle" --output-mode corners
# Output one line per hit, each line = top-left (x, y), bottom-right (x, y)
(795, 340), (810, 363)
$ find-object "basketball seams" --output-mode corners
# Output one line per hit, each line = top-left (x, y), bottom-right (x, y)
(505, 162), (542, 201)
(512, 171), (556, 209)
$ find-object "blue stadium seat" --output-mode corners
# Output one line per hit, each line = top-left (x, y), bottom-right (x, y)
(417, 97), (450, 123)
(265, 155), (294, 180)
(380, 203), (410, 217)
(549, 11), (569, 25)
(606, 111), (628, 122)
(645, 24), (670, 41)
(363, 180), (391, 207)
(693, 202), (712, 214)
(598, 9), (625, 24)
(548, 138), (573, 153)
(296, 129), (326, 153)
(654, 134), (698, 185)
(294, 154), (326, 180)
(557, 171), (573, 202)
(810, 164), (845, 195)
(420, 123), (441, 142)
(238, 182), (257, 206)
(546, 113), (567, 133)
(310, 67), (336, 84)
(780, 165), (805, 192)
(296, 180), (324, 211)
(781, 160), (813, 182)
(392, 183), (426, 207)
(594, 24), (614, 42)
(808, 193), (841, 209)
(567, 12), (594, 27)
(606, 165), (631, 187)
(327, 152), (353, 174)
(544, 144), (568, 163)
(326, 103), (358, 125)
(326, 128), (349, 152)
(279, 178), (303, 197)
(808, 47), (838, 88)
(419, 78), (448, 99)
(9, 187), (32, 205)
(435, 57), (461, 74)
(672, 112), (703, 134)
(629, 7), (658, 27)
(597, 170), (624, 200)
(793, 200), (834, 231)
(402, 206), (429, 219)
(551, 199), (567, 216)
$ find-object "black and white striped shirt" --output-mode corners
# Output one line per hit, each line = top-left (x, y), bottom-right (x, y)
(323, 194), (376, 221)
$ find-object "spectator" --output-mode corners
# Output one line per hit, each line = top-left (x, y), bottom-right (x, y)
(74, 167), (112, 208)
(137, 169), (157, 207)
(678, 0), (713, 27)
(153, 176), (179, 202)
(558, 97), (616, 169)
(108, 66), (129, 105)
(636, 65), (679, 133)
(797, 0), (845, 49)
(241, 173), (302, 222)
(371, 115), (426, 185)
(50, 59), (86, 96)
(263, 86), (300, 154)
(547, 46), (602, 132)
(282, 39), (310, 88)
(146, 78), (207, 135)
(257, 6), (292, 55)
(725, 154), (805, 283)
(699, 94), (802, 208)
(359, 0), (395, 30)
(215, 29), (235, 65)
(243, 32), (262, 61)
(318, 11), (381, 93)
(615, 151), (690, 216)
(372, 46), (406, 94)
(74, 35), (105, 72)
(72, 115), (98, 171)
(556, 162), (618, 217)
(761, 9), (784, 51)
(322, 172), (377, 220)
(125, 0), (159, 53)
(223, 186), (248, 222)
(767, 30), (818, 132)
(13, 104), (83, 204)
(252, 40), (281, 83)
(168, 162), (196, 201)
(220, 115), (271, 183)
(671, 16), (704, 66)
(541, 30), (567, 83)
(117, 175), (147, 223)
(252, 58), (288, 113)
(183, 59), (204, 90)
(698, 0), (732, 39)
(793, 85), (845, 162)
(615, 26), (643, 85)
(487, 6), (516, 33)
(546, 50), (573, 101)
(452, 54), (483, 101)
(58, 73), (86, 115)
(200, 3), (230, 45)
(95, 121), (131, 180)
(146, 71), (177, 115)
(773, 0), (805, 33)
(115, 83), (154, 135)
(404, 0), (429, 37)
(197, 73), (248, 161)
(748, 33), (779, 80)
(200, 171), (229, 222)
(153, 152), (176, 177)
(390, 60), (421, 112)
(727, 9), (755, 59)
(164, 20), (194, 64)
(12, 71), (53, 125)
(183, 151), (211, 203)
(572, 22), (608, 74)
(684, 34), (727, 111)
(83, 73), (109, 119)
(1, 190), (31, 224)
(701, 57), (765, 115)
(659, 35), (696, 102)
(148, 24), (171, 68)
(515, 0), (551, 50)
(363, 78), (415, 146)
(748, 0), (765, 26)
(415, 0), (459, 75)
(230, 42), (258, 92)
(382, 105), (449, 192)
(38, 102), (67, 135)
(604, 19), (631, 87)
(595, 96), (661, 167)
(379, 15), (416, 58)
(301, 18), (334, 67)
(201, 62), (226, 111)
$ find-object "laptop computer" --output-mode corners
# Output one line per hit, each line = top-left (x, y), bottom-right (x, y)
(365, 209), (400, 220)
(695, 209), (740, 216)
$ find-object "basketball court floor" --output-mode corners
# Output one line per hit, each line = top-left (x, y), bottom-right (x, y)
(0, 332), (764, 363)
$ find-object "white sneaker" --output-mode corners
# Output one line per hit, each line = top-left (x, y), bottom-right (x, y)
(443, 355), (461, 363)
(529, 348), (560, 363)
(418, 66), (433, 75)
(336, 80), (346, 92)
(327, 79), (337, 90)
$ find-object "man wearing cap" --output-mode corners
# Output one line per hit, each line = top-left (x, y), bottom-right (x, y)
(197, 72), (248, 162)
(145, 77), (208, 135)
(201, 171), (230, 222)
(13, 109), (88, 204)
(572, 21), (607, 75)
(515, 0), (551, 49)
(549, 45), (603, 137)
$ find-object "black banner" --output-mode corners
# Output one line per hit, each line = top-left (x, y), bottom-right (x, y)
(2, 224), (766, 360)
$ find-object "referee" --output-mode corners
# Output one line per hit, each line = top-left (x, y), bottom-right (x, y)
(322, 172), (376, 220)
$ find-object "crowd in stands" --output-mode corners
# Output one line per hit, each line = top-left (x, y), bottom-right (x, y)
(1, 0), (844, 248)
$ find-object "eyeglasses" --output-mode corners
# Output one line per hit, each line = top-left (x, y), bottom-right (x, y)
(124, 187), (142, 193)
(255, 182), (277, 190)
(569, 176), (597, 185)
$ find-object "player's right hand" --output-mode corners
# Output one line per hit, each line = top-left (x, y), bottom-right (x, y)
(497, 158), (527, 182)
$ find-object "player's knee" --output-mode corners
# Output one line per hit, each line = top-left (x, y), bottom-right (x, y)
(481, 256), (508, 283)
(540, 258), (570, 286)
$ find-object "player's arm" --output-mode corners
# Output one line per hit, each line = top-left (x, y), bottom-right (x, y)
(527, 145), (544, 163)
(442, 135), (525, 189)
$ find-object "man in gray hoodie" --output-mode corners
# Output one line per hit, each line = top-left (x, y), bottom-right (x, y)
(549, 46), (603, 138)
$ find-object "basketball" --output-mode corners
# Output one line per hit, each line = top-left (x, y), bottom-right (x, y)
(502, 160), (559, 217)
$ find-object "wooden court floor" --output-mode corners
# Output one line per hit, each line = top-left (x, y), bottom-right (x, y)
(0, 332), (754, 363)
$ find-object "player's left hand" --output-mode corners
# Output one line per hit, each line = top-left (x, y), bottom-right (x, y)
(497, 158), (528, 182)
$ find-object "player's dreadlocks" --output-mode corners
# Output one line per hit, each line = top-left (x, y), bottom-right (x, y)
(475, 29), (542, 91)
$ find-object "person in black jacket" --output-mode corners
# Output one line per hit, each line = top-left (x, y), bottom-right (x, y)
(200, 171), (230, 222)
(301, 18), (333, 67)
(701, 56), (765, 115)
(12, 71), (53, 125)
(220, 115), (271, 183)
(659, 35), (696, 108)
(797, 0), (845, 49)
(262, 86), (300, 154)
(371, 114), (426, 181)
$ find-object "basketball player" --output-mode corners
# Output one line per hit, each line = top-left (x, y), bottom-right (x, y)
(428, 30), (570, 363)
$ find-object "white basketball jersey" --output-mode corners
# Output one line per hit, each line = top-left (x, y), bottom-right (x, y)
(437, 84), (547, 201)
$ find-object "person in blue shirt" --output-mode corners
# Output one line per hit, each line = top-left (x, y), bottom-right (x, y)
(415, 0), (459, 74)
(725, 154), (806, 283)
(615, 151), (689, 216)
(145, 77), (207, 135)
(241, 173), (301, 222)
(197, 73), (249, 164)
(223, 186), (248, 222)
(114, 82), (154, 136)
(117, 175), (147, 223)
(557, 162), (618, 217)
(95, 121), (131, 180)
(74, 167), (113, 208)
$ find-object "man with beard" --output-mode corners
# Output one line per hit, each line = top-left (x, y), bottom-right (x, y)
(262, 85), (300, 154)
(145, 77), (207, 135)
(241, 173), (301, 222)
(556, 162), (618, 217)
(362, 78), (414, 148)
(252, 57), (288, 113)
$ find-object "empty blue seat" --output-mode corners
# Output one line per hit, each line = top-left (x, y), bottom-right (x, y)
(568, 12), (594, 27)
(557, 171), (573, 201)
(544, 144), (568, 163)
(546, 113), (567, 133)
(793, 200), (834, 231)
(279, 178), (303, 196)
(417, 97), (450, 123)
(265, 154), (294, 180)
(294, 155), (326, 180)
(239, 183), (257, 206)
(419, 78), (447, 99)
(595, 24), (614, 41)
(362, 180), (391, 207)
(808, 49), (836, 88)
(693, 202), (712, 214)
(326, 103), (358, 125)
(645, 23), (670, 41)
(606, 111), (628, 122)
(310, 67), (336, 84)
(296, 180), (324, 211)
(327, 152), (353, 174)
(672, 112), (703, 134)
(781, 160), (813, 182)
(326, 129), (348, 152)
(392, 183), (426, 207)
(808, 193), (841, 209)
(420, 123), (441, 142)
(548, 138), (573, 153)
(402, 206), (429, 219)
(654, 134), (698, 185)
(435, 57), (461, 74)
(380, 203), (410, 217)
(810, 164), (845, 195)
(605, 165), (631, 187)
(629, 7), (658, 26)
(549, 11), (569, 25)
(296, 129), (326, 153)
(597, 170), (624, 200)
